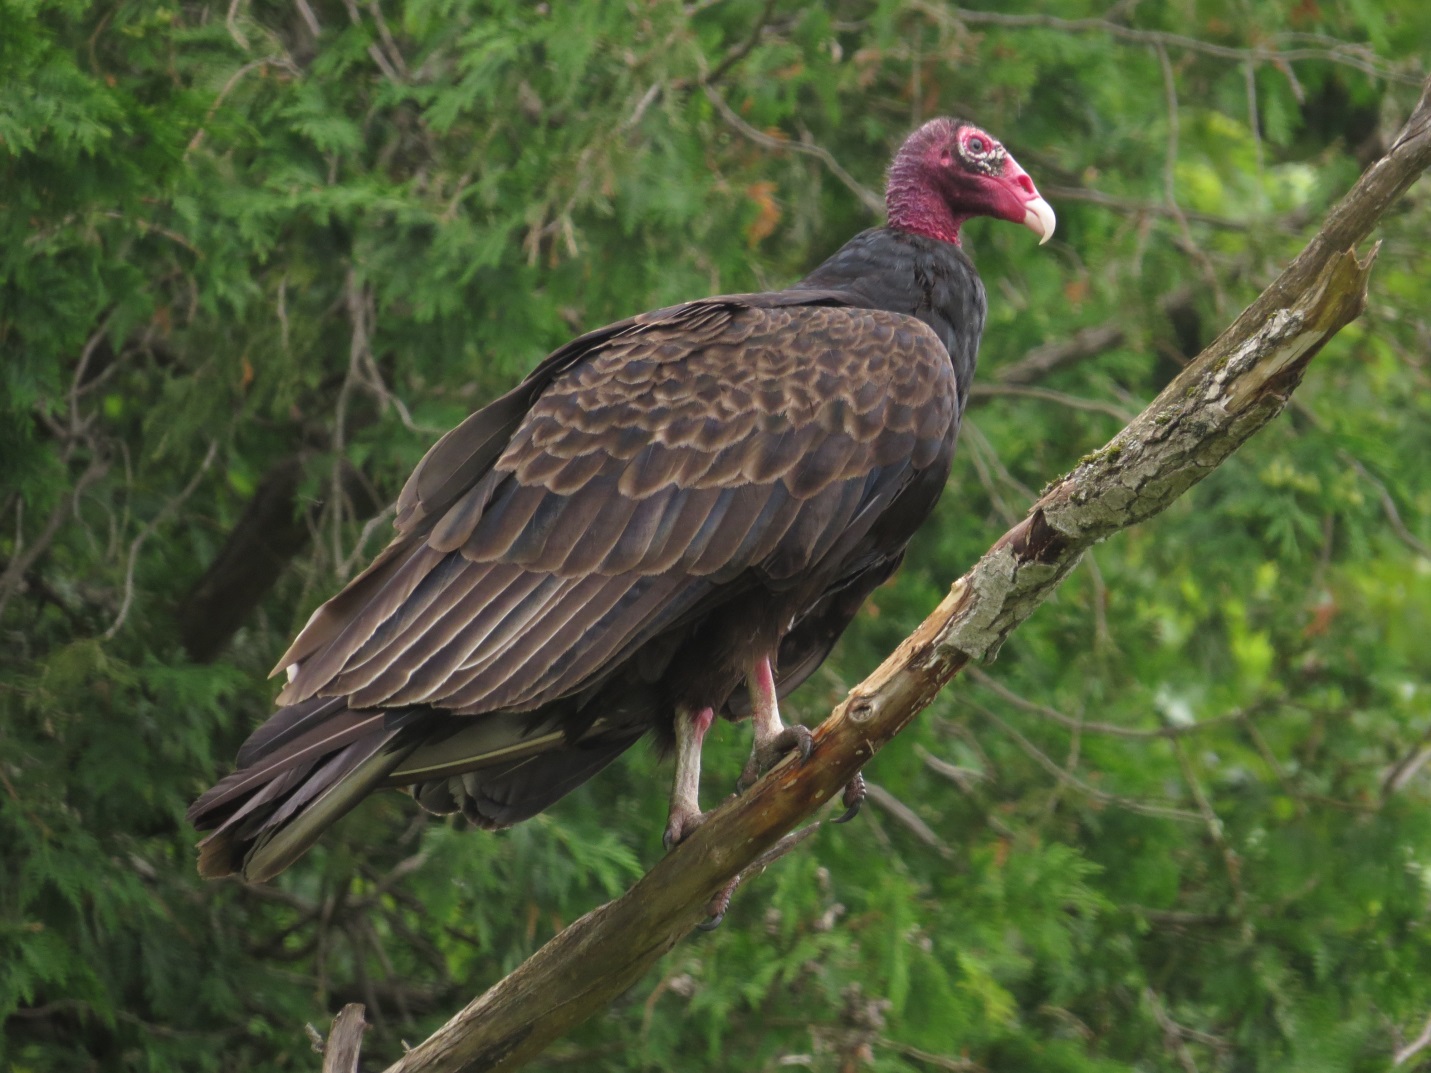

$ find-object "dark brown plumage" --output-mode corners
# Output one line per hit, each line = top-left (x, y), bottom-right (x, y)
(189, 118), (1054, 881)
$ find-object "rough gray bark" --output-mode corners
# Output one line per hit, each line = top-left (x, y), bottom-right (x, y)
(319, 1004), (368, 1073)
(345, 76), (1431, 1073)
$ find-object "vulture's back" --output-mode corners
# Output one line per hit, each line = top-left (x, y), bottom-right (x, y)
(189, 226), (985, 882)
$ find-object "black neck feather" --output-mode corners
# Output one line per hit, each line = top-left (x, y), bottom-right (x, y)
(792, 227), (987, 414)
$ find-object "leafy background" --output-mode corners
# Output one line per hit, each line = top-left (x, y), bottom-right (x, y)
(3, 1), (1430, 1070)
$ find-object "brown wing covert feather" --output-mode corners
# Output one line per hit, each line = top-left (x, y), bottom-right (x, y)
(276, 302), (954, 717)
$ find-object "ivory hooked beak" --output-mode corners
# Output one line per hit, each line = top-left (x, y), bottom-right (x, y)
(1023, 195), (1056, 245)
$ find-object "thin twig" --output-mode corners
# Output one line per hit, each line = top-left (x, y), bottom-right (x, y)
(69, 314), (114, 437)
(1045, 185), (1306, 233)
(1245, 62), (1266, 205)
(330, 271), (370, 575)
(1082, 550), (1112, 653)
(100, 211), (201, 256)
(969, 668), (1268, 740)
(622, 82), (663, 131)
(103, 441), (219, 640)
(1395, 1011), (1431, 1065)
(187, 57), (297, 157)
(294, 0), (321, 35)
(365, 0), (409, 79)
(915, 3), (1423, 86)
(339, 504), (397, 579)
(704, 0), (777, 86)
(1144, 986), (1203, 1073)
(348, 851), (431, 911)
(1154, 44), (1224, 311)
(226, 0), (250, 51)
(959, 420), (1022, 525)
(992, 323), (1126, 386)
(968, 383), (1137, 422)
(340, 0), (403, 81)
(1172, 739), (1252, 935)
(702, 84), (884, 215)
(878, 1039), (985, 1072)
(972, 702), (1203, 822)
(917, 745), (986, 792)
(863, 782), (952, 857)
(1341, 453), (1431, 559)
(1382, 718), (1431, 798)
(0, 456), (110, 622)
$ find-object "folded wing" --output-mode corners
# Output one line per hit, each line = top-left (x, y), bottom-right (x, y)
(276, 300), (955, 719)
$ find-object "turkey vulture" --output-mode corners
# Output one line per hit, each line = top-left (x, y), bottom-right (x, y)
(189, 117), (1054, 882)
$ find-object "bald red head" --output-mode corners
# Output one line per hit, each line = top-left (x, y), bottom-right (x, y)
(885, 118), (1055, 247)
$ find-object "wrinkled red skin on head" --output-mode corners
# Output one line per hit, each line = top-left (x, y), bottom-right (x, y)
(886, 118), (1042, 245)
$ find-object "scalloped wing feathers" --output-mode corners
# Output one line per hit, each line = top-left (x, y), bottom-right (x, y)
(273, 302), (955, 717)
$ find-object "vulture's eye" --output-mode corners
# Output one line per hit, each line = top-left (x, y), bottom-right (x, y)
(968, 136), (986, 154)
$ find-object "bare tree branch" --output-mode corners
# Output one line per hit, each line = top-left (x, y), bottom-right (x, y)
(103, 440), (218, 641)
(967, 383), (1136, 422)
(863, 781), (952, 857)
(984, 287), (1196, 390)
(703, 0), (778, 86)
(991, 323), (1127, 385)
(1395, 1011), (1431, 1066)
(1044, 184), (1309, 232)
(702, 85), (885, 215)
(316, 1004), (368, 1073)
(370, 77), (1431, 1073)
(971, 701), (1200, 822)
(187, 56), (300, 157)
(0, 455), (110, 623)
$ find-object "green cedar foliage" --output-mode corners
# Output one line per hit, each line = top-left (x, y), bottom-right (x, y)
(2, 1), (1429, 1070)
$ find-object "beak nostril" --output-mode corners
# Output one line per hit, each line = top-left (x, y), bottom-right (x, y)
(1017, 174), (1036, 196)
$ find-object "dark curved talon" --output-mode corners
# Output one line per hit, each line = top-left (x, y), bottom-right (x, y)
(781, 724), (814, 763)
(737, 764), (762, 793)
(694, 826), (818, 933)
(833, 771), (866, 824)
(737, 724), (814, 792)
(663, 808), (705, 852)
(699, 875), (741, 930)
(735, 761), (761, 794)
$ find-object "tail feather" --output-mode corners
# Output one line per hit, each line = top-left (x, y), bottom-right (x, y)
(235, 695), (347, 768)
(192, 725), (413, 882)
(189, 701), (428, 881)
(235, 743), (410, 882)
(192, 681), (659, 881)
(192, 709), (395, 818)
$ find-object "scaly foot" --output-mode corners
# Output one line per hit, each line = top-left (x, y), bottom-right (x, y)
(737, 724), (813, 792)
(663, 803), (707, 851)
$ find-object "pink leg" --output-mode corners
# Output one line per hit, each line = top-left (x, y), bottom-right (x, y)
(664, 706), (714, 851)
(749, 657), (782, 748)
(737, 656), (813, 792)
